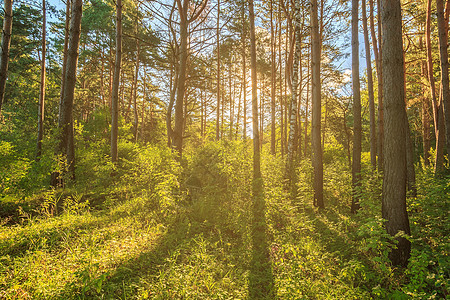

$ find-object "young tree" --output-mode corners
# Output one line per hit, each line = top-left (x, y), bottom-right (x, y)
(111, 0), (122, 163)
(351, 0), (361, 213)
(0, 0), (13, 113)
(36, 0), (46, 160)
(381, 0), (411, 266)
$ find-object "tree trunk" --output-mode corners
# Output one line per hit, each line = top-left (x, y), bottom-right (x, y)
(304, 42), (310, 156)
(420, 37), (431, 166)
(270, 0), (276, 155)
(249, 0), (260, 180)
(381, 0), (411, 266)
(370, 0), (383, 171)
(58, 0), (83, 182)
(362, 0), (377, 169)
(0, 0), (13, 112)
(436, 0), (450, 158)
(167, 60), (177, 147)
(36, 0), (46, 161)
(425, 0), (445, 173)
(133, 40), (140, 142)
(286, 0), (301, 178)
(279, 4), (284, 156)
(216, 0), (221, 141)
(173, 0), (188, 158)
(111, 0), (122, 163)
(311, 0), (324, 209)
(351, 0), (362, 213)
(242, 2), (247, 141)
(435, 91), (446, 174)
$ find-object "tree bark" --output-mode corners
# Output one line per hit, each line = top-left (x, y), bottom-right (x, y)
(173, 0), (189, 158)
(351, 0), (362, 213)
(436, 0), (450, 159)
(425, 0), (445, 173)
(242, 1), (247, 141)
(311, 0), (324, 209)
(111, 0), (122, 163)
(216, 0), (221, 141)
(381, 0), (411, 266)
(286, 0), (301, 179)
(36, 0), (46, 160)
(58, 0), (83, 182)
(370, 0), (383, 171)
(249, 0), (260, 179)
(133, 40), (140, 142)
(0, 0), (13, 112)
(362, 0), (377, 169)
(270, 0), (276, 155)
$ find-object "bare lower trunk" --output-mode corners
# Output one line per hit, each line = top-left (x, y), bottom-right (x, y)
(286, 0), (301, 178)
(0, 0), (13, 112)
(216, 0), (221, 141)
(436, 0), (450, 158)
(58, 0), (83, 182)
(351, 0), (361, 213)
(363, 0), (377, 169)
(36, 0), (46, 160)
(381, 0), (411, 266)
(270, 0), (276, 155)
(111, 0), (122, 163)
(370, 0), (383, 171)
(311, 0), (324, 209)
(133, 41), (140, 142)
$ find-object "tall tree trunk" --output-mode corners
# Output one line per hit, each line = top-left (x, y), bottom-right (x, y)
(279, 4), (284, 156)
(167, 59), (177, 147)
(100, 47), (105, 107)
(311, 0), (324, 209)
(216, 0), (221, 141)
(370, 0), (383, 171)
(173, 0), (189, 158)
(249, 0), (260, 179)
(242, 1), (247, 141)
(421, 57), (431, 166)
(286, 0), (301, 178)
(111, 0), (122, 163)
(435, 91), (446, 173)
(362, 0), (377, 169)
(36, 0), (46, 161)
(0, 0), (13, 113)
(436, 0), (450, 158)
(305, 44), (310, 156)
(425, 0), (445, 173)
(58, 0), (83, 182)
(351, 0), (362, 213)
(270, 0), (276, 155)
(381, 0), (411, 266)
(133, 40), (140, 142)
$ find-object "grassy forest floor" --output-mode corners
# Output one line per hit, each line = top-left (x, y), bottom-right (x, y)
(0, 140), (448, 299)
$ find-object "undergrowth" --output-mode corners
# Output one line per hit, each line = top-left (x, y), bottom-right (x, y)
(0, 140), (448, 299)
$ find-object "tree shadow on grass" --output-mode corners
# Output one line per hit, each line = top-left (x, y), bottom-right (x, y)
(248, 178), (276, 300)
(53, 211), (194, 299)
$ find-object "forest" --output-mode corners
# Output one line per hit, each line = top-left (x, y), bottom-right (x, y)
(0, 0), (449, 298)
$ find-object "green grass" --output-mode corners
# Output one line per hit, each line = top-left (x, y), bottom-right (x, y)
(0, 142), (448, 299)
